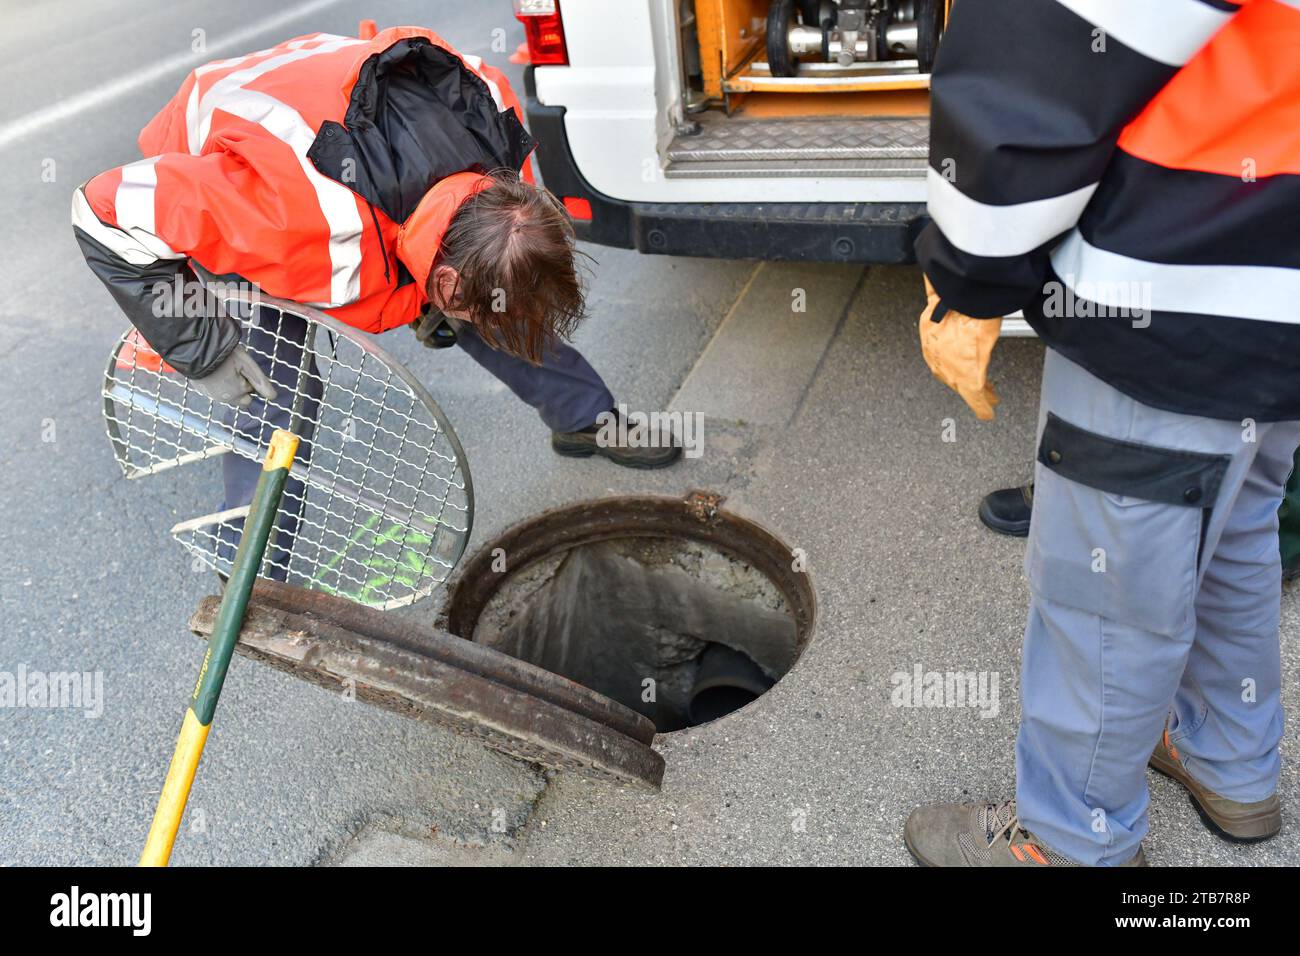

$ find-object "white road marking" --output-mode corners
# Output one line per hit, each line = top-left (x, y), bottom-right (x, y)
(0, 0), (352, 150)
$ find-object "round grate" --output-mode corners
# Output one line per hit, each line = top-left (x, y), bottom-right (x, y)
(102, 290), (473, 609)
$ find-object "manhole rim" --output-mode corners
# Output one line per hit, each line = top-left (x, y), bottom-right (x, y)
(437, 490), (818, 730)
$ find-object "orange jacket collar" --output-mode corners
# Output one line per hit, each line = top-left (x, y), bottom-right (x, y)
(396, 171), (494, 301)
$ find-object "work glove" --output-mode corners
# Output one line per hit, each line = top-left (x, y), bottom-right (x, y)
(918, 276), (1002, 421)
(190, 343), (278, 408)
(412, 309), (459, 349)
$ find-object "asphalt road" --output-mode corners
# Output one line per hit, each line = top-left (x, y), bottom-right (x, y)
(1, 0), (1297, 867)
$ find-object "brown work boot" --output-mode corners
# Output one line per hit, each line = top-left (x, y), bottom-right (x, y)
(551, 407), (682, 469)
(904, 798), (1146, 867)
(1150, 726), (1281, 842)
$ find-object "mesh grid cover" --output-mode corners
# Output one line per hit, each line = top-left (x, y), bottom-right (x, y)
(101, 292), (473, 609)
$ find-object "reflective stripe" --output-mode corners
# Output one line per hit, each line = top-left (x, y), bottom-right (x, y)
(927, 168), (1099, 258)
(185, 53), (260, 154)
(184, 35), (345, 152)
(195, 35), (357, 148)
(185, 78), (200, 154)
(1050, 229), (1300, 324)
(216, 88), (364, 306)
(115, 157), (161, 235)
(72, 183), (181, 266)
(71, 161), (184, 266)
(1053, 0), (1234, 66)
(194, 35), (365, 306)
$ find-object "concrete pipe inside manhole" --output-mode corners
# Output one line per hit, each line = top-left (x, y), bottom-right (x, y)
(440, 492), (816, 732)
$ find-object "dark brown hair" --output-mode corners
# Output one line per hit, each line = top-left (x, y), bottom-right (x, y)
(432, 169), (590, 364)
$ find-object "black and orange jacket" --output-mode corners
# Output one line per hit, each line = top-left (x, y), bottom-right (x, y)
(916, 0), (1300, 421)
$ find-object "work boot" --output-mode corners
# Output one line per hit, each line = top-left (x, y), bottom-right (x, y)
(1284, 553), (1300, 584)
(978, 482), (1033, 537)
(1150, 726), (1281, 842)
(551, 407), (682, 469)
(904, 798), (1147, 867)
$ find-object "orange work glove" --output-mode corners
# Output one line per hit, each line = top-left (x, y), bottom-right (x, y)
(918, 276), (1002, 421)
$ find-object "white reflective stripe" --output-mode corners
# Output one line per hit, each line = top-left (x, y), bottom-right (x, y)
(927, 168), (1099, 258)
(186, 53), (259, 154)
(1050, 229), (1300, 324)
(1053, 0), (1234, 66)
(186, 37), (352, 152)
(196, 35), (361, 148)
(71, 160), (185, 265)
(186, 77), (204, 154)
(71, 185), (183, 266)
(115, 157), (160, 234)
(289, 33), (347, 45)
(216, 88), (364, 307)
(194, 35), (366, 306)
(1275, 0), (1300, 9)
(460, 54), (506, 110)
(220, 90), (364, 307)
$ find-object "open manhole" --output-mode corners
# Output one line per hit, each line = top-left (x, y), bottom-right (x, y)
(186, 492), (814, 790)
(440, 491), (816, 732)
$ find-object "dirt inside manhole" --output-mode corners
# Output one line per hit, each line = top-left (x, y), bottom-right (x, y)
(441, 496), (815, 733)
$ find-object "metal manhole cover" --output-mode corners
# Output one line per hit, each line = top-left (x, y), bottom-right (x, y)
(188, 581), (665, 790)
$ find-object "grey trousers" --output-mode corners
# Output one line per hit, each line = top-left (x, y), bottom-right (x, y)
(1016, 349), (1300, 865)
(216, 308), (614, 575)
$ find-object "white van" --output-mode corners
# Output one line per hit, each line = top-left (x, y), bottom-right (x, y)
(513, 0), (945, 264)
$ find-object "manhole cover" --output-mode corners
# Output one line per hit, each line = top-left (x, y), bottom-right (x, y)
(186, 493), (814, 790)
(440, 492), (817, 732)
(189, 580), (664, 789)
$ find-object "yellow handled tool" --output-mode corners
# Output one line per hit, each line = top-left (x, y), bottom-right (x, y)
(140, 429), (299, 866)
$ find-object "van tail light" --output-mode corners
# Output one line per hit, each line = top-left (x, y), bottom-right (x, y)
(513, 0), (569, 66)
(562, 196), (592, 221)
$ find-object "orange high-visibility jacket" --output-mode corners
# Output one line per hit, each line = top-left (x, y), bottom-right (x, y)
(72, 27), (534, 377)
(918, 0), (1300, 421)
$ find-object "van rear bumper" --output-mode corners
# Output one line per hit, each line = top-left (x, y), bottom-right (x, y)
(525, 89), (927, 265)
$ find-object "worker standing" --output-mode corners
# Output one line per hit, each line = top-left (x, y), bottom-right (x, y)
(907, 0), (1300, 866)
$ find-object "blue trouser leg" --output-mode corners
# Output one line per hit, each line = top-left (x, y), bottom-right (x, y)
(453, 321), (614, 434)
(1015, 349), (1300, 865)
(216, 307), (321, 581)
(214, 314), (612, 575)
(1169, 435), (1293, 803)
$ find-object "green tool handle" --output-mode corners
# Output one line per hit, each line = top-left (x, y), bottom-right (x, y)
(192, 430), (296, 723)
(140, 428), (299, 867)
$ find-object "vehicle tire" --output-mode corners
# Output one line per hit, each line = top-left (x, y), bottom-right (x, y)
(797, 0), (822, 25)
(916, 0), (943, 74)
(766, 0), (800, 77)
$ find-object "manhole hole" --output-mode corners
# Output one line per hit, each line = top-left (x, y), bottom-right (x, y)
(440, 492), (816, 732)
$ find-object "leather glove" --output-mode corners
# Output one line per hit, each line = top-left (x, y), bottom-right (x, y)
(190, 344), (277, 408)
(412, 310), (458, 349)
(918, 276), (1002, 421)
